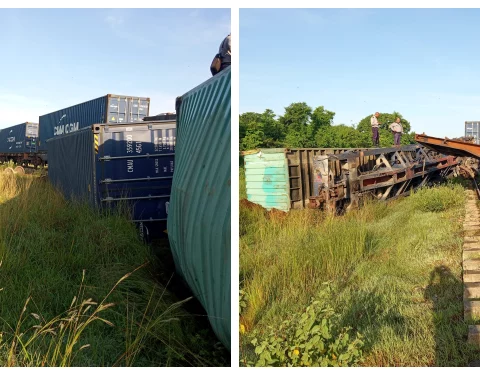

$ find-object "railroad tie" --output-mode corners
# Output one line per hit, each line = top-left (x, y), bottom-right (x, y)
(463, 190), (480, 347)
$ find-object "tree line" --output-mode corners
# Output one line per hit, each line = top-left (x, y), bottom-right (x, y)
(239, 102), (416, 151)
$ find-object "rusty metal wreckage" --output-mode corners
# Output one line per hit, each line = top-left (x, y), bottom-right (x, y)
(307, 144), (459, 212)
(262, 133), (480, 214)
(415, 133), (480, 199)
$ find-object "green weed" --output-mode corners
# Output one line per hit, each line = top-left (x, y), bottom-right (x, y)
(240, 178), (480, 366)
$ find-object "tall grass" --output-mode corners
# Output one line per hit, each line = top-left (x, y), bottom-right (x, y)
(239, 167), (247, 200)
(0, 173), (227, 366)
(240, 179), (480, 366)
(240, 207), (372, 329)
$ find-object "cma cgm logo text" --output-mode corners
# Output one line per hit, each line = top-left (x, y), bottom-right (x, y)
(7, 137), (15, 142)
(54, 122), (80, 136)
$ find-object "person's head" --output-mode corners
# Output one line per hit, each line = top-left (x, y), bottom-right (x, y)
(395, 117), (401, 123)
(375, 112), (380, 118)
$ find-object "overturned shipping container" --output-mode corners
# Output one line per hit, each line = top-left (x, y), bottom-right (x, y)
(167, 67), (231, 350)
(47, 121), (175, 238)
(39, 94), (150, 153)
(243, 148), (361, 210)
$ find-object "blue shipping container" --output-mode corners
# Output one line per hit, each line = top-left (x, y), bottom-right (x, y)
(0, 122), (39, 154)
(46, 121), (175, 238)
(39, 94), (150, 152)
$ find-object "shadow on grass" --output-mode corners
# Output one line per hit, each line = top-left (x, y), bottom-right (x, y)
(339, 288), (406, 354)
(424, 265), (479, 367)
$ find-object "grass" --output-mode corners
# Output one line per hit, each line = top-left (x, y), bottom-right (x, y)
(0, 169), (229, 367)
(240, 170), (480, 366)
(239, 167), (247, 200)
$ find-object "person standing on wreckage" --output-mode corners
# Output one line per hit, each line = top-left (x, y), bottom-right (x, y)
(371, 112), (381, 147)
(389, 117), (403, 147)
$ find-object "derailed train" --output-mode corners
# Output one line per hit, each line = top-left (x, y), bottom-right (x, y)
(0, 67), (232, 350)
(243, 144), (467, 213)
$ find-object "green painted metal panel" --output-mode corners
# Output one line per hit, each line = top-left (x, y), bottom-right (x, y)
(245, 167), (286, 175)
(246, 182), (289, 190)
(245, 175), (288, 182)
(167, 67), (231, 350)
(244, 150), (290, 211)
(247, 196), (290, 208)
(246, 160), (286, 168)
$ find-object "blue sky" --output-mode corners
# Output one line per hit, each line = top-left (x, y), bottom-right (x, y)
(0, 8), (230, 128)
(240, 8), (480, 138)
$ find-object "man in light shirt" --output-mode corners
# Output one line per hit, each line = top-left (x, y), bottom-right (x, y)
(389, 117), (403, 146)
(370, 112), (380, 147)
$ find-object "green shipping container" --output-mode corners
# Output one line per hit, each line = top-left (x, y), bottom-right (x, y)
(168, 67), (231, 350)
(244, 149), (290, 211)
(244, 148), (361, 211)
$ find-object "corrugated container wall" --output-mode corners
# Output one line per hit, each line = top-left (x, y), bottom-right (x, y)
(39, 94), (150, 151)
(47, 121), (175, 239)
(465, 121), (480, 144)
(167, 67), (231, 350)
(244, 149), (290, 211)
(0, 122), (39, 153)
(244, 148), (362, 211)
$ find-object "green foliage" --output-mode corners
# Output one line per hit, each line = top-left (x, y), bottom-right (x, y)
(279, 102), (312, 131)
(311, 106), (335, 131)
(248, 286), (364, 367)
(0, 175), (228, 367)
(239, 289), (248, 317)
(315, 125), (367, 148)
(357, 111), (415, 148)
(241, 129), (264, 151)
(410, 183), (465, 212)
(240, 110), (285, 150)
(239, 175), (479, 366)
(240, 112), (264, 150)
(239, 167), (247, 200)
(240, 105), (416, 151)
(280, 102), (314, 148)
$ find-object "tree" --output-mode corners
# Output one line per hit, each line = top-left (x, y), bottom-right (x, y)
(315, 124), (366, 148)
(356, 111), (414, 147)
(261, 109), (283, 147)
(279, 102), (313, 147)
(239, 110), (283, 150)
(241, 130), (264, 151)
(239, 112), (264, 151)
(311, 106), (335, 131)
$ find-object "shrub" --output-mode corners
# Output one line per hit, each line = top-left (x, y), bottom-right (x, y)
(248, 286), (364, 367)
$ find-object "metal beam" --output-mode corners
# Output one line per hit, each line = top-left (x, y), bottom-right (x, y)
(415, 133), (480, 159)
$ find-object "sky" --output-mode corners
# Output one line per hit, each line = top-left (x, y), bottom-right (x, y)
(240, 8), (480, 138)
(0, 8), (230, 129)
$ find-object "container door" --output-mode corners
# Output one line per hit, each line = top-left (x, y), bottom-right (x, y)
(107, 97), (128, 124)
(25, 123), (39, 153)
(128, 98), (149, 122)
